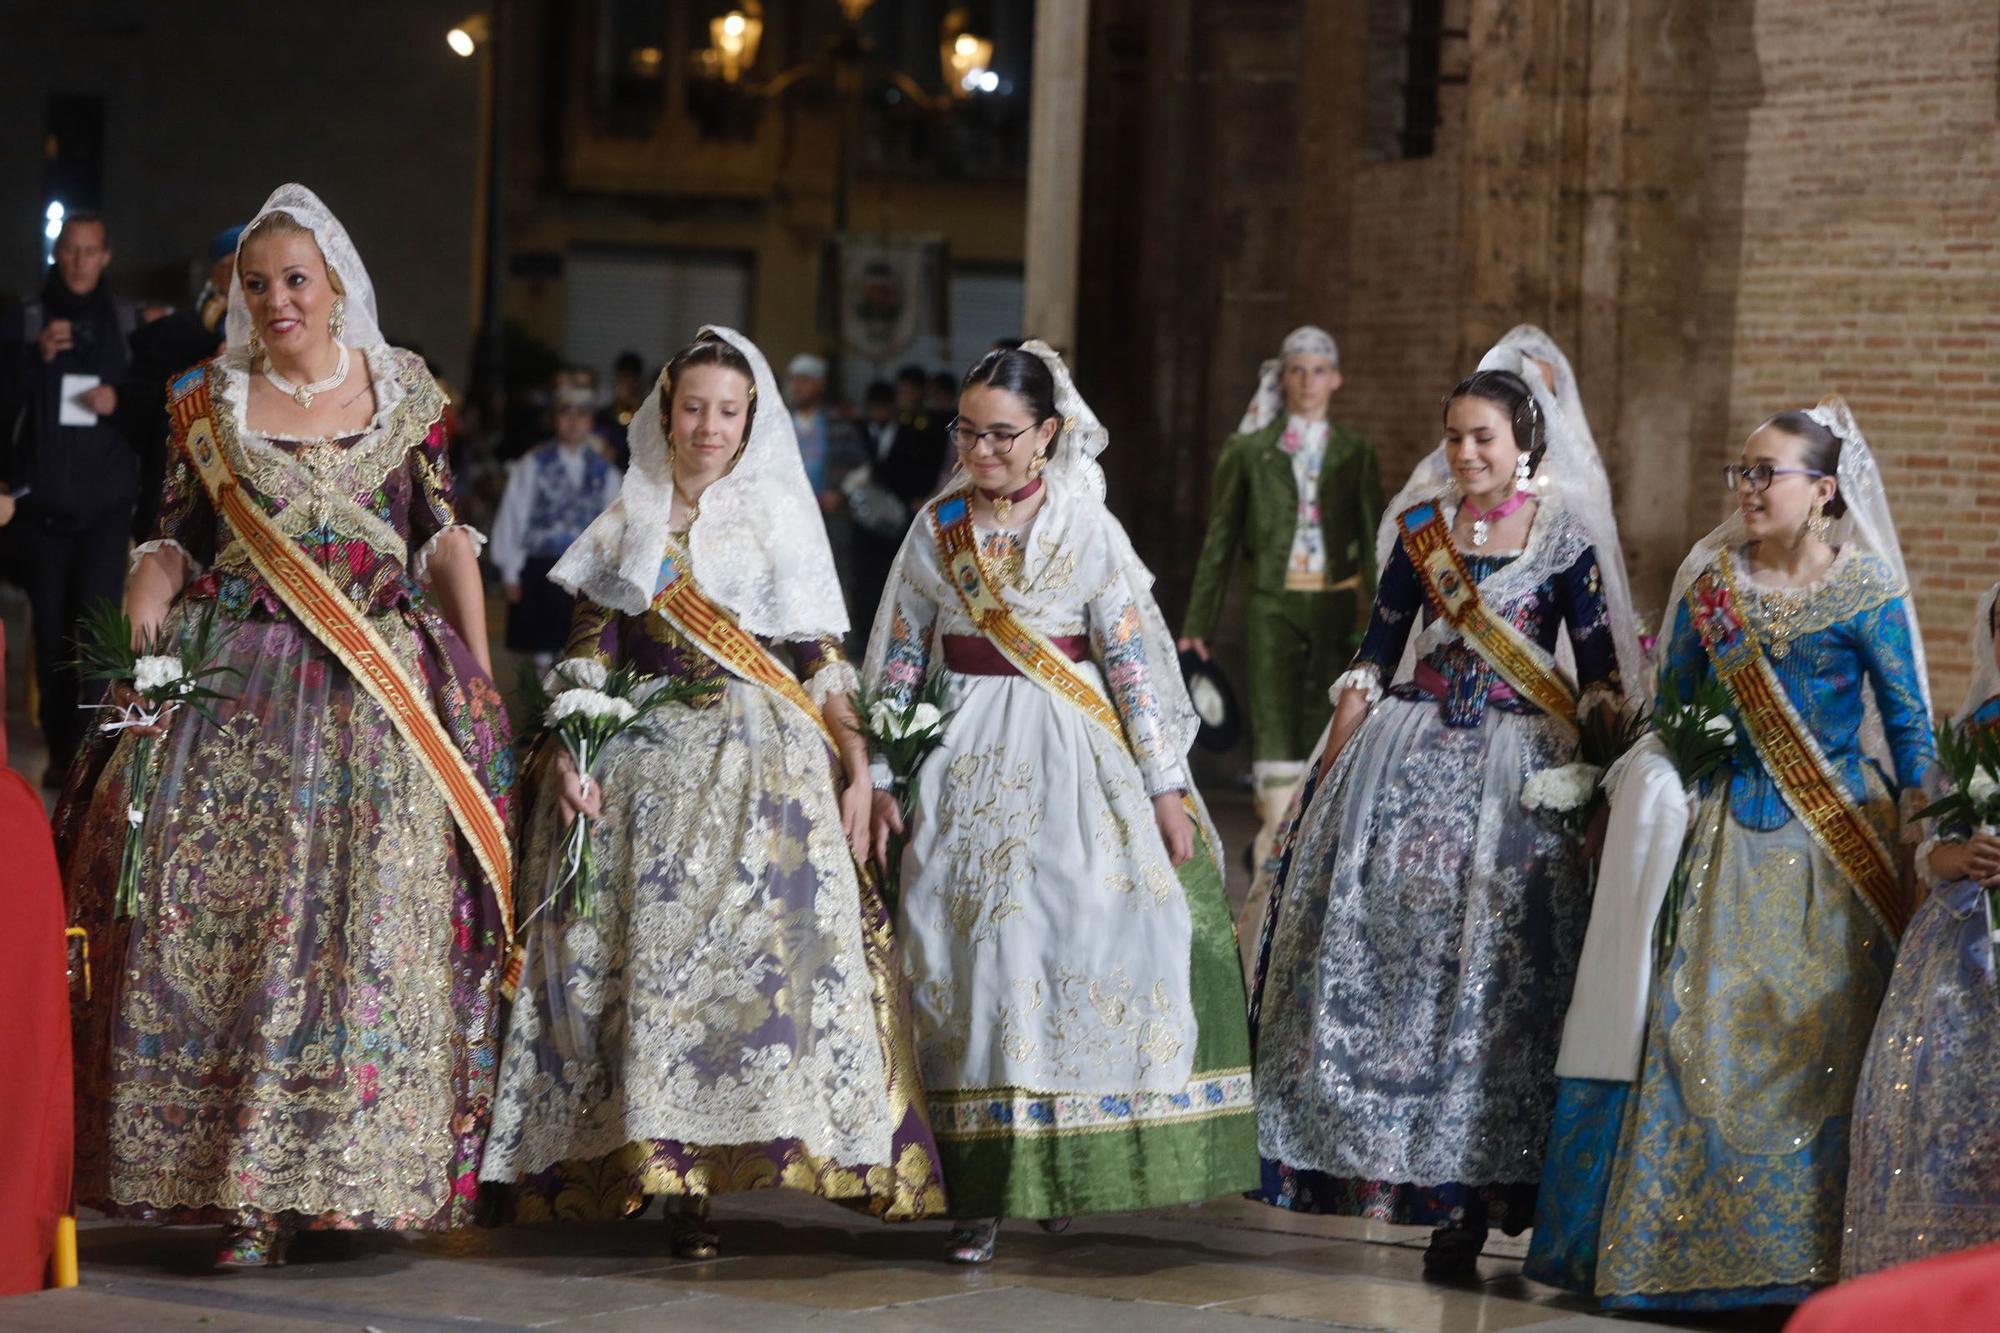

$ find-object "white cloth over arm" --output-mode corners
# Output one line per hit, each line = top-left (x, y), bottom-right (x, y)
(1553, 734), (1689, 1081)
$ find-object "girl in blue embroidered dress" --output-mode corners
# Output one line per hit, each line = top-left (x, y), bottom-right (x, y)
(1544, 400), (1934, 1311)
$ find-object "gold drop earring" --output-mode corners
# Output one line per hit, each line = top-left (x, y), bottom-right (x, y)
(1806, 498), (1830, 541)
(329, 297), (347, 339)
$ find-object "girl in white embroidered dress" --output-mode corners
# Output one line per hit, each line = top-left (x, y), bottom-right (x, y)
(863, 344), (1259, 1264)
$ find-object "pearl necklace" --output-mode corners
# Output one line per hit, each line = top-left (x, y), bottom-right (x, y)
(262, 343), (351, 409)
(1461, 487), (1533, 547)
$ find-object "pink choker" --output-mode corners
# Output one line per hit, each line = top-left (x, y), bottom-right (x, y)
(1461, 488), (1532, 547)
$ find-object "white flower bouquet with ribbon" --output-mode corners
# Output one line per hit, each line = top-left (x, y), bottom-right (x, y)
(74, 600), (241, 918)
(1521, 761), (1606, 839)
(519, 658), (712, 920)
(1916, 719), (2000, 998)
(851, 673), (954, 907)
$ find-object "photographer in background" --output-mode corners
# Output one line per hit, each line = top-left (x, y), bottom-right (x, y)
(0, 211), (141, 786)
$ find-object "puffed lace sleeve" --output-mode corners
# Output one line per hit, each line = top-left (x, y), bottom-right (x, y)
(408, 418), (487, 583)
(131, 435), (218, 576)
(789, 635), (860, 709)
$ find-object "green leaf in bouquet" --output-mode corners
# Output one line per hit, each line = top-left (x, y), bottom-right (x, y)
(1579, 697), (1651, 771)
(72, 599), (141, 685)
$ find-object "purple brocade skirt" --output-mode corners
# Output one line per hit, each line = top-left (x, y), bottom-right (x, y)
(58, 595), (513, 1232)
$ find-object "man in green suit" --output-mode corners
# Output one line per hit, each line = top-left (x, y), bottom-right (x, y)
(1179, 327), (1383, 870)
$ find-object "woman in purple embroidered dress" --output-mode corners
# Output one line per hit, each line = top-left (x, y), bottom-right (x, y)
(479, 330), (944, 1257)
(57, 185), (512, 1268)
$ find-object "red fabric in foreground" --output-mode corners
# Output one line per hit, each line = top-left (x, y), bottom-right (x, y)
(1785, 1241), (2000, 1332)
(0, 623), (72, 1294)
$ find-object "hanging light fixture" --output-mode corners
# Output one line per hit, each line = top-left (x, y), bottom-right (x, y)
(696, 5), (764, 85)
(446, 13), (490, 58)
(939, 11), (994, 99)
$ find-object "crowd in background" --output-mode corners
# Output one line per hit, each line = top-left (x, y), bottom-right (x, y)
(0, 207), (996, 790)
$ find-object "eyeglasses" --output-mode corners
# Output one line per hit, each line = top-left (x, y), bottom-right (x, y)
(1722, 463), (1827, 494)
(948, 418), (1039, 456)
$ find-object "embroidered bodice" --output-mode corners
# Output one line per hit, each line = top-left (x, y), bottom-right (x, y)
(1662, 546), (1933, 830)
(562, 531), (848, 705)
(146, 348), (472, 618)
(874, 503), (1182, 795)
(1349, 505), (1623, 728)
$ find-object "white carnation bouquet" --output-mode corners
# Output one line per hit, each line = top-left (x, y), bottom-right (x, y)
(520, 658), (711, 920)
(851, 672), (954, 906)
(1521, 761), (1606, 840)
(74, 600), (241, 918)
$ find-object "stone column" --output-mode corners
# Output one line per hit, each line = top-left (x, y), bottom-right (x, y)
(1023, 0), (1091, 351)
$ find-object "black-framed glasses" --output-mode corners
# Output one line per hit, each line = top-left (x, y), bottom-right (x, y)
(948, 418), (1038, 456)
(1723, 463), (1827, 494)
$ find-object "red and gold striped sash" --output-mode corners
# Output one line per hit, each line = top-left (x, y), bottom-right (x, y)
(650, 551), (836, 751)
(1397, 500), (1578, 728)
(928, 490), (1130, 754)
(1687, 552), (1909, 938)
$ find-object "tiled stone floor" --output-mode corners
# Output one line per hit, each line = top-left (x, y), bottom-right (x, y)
(0, 1195), (1723, 1332)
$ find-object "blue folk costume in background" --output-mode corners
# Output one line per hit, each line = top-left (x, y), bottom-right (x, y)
(1841, 582), (2000, 1279)
(1527, 397), (1934, 1311)
(489, 402), (622, 660)
(1249, 349), (1644, 1265)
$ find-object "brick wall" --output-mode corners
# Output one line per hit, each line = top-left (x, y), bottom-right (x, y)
(1692, 0), (2000, 703)
(1291, 0), (2000, 706)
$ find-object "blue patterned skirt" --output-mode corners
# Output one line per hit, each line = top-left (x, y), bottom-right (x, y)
(1844, 875), (2000, 1276)
(1589, 790), (1895, 1310)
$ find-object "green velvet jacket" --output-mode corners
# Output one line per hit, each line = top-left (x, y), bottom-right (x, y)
(1182, 416), (1383, 640)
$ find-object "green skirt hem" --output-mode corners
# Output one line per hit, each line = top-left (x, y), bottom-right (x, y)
(933, 828), (1260, 1219)
(934, 1106), (1260, 1219)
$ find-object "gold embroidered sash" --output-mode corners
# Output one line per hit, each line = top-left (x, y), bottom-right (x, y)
(1687, 552), (1909, 938)
(1396, 500), (1578, 728)
(650, 543), (837, 751)
(168, 365), (514, 938)
(929, 490), (1131, 754)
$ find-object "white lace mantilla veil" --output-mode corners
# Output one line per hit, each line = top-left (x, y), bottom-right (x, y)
(1370, 328), (1646, 698)
(1237, 326), (1340, 435)
(862, 339), (1208, 777)
(225, 183), (386, 356)
(1957, 582), (2000, 722)
(1662, 395), (1932, 785)
(550, 326), (848, 640)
